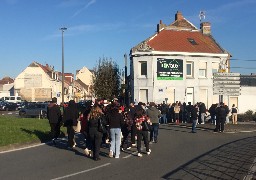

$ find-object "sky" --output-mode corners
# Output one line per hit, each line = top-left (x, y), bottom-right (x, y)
(1, 0), (256, 79)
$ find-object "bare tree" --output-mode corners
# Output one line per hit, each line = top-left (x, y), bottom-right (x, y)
(91, 57), (121, 100)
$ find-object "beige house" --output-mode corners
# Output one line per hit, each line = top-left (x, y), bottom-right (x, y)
(14, 62), (66, 103)
(75, 66), (94, 101)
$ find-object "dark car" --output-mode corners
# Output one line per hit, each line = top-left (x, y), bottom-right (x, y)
(0, 101), (18, 111)
(19, 102), (48, 118)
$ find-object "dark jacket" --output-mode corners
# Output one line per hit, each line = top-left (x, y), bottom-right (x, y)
(107, 110), (124, 129)
(146, 106), (161, 124)
(63, 100), (79, 126)
(216, 105), (228, 119)
(47, 103), (61, 124)
(190, 106), (198, 120)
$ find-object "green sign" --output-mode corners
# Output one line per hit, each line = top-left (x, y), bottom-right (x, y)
(157, 59), (183, 80)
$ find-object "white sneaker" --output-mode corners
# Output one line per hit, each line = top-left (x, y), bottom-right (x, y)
(132, 144), (136, 147)
(84, 148), (90, 156)
(147, 149), (151, 155)
(109, 150), (113, 158)
(138, 153), (142, 157)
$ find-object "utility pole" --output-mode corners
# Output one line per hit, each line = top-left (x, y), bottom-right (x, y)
(124, 54), (128, 106)
(60, 27), (67, 105)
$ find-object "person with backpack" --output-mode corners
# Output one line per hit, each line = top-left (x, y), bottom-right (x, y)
(231, 104), (238, 124)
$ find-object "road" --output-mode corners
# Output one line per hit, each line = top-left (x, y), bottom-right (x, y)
(0, 124), (255, 180)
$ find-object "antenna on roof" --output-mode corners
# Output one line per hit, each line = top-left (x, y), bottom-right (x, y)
(199, 10), (206, 22)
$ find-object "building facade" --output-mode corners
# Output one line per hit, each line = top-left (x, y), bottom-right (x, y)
(130, 11), (231, 108)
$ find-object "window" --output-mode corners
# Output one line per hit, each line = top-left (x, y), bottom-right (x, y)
(187, 38), (198, 45)
(212, 62), (219, 74)
(186, 62), (193, 77)
(139, 61), (147, 76)
(199, 69), (206, 77)
(199, 62), (207, 78)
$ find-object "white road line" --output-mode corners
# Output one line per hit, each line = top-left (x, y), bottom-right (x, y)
(122, 151), (138, 159)
(0, 138), (68, 154)
(0, 143), (45, 154)
(51, 163), (111, 180)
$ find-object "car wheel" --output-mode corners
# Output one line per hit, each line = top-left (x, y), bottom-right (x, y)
(41, 111), (47, 119)
(19, 111), (26, 118)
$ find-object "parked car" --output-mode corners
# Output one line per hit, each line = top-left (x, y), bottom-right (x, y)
(19, 102), (48, 118)
(0, 101), (18, 111)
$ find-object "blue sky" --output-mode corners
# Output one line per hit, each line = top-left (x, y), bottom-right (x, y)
(1, 0), (256, 79)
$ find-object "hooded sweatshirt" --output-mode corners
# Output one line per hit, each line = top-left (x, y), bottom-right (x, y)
(146, 106), (161, 124)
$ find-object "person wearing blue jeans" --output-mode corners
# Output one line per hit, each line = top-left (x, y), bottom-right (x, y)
(146, 102), (161, 143)
(110, 128), (121, 158)
(106, 105), (124, 158)
(150, 123), (159, 143)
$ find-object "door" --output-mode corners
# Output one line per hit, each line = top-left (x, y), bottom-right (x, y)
(186, 87), (194, 105)
(139, 89), (148, 104)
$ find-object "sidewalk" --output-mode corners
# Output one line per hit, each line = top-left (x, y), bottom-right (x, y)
(169, 121), (256, 133)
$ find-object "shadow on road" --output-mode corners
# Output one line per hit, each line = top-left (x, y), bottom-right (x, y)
(162, 136), (256, 180)
(20, 128), (65, 143)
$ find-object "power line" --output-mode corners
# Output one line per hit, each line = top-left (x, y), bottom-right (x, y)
(230, 58), (256, 61)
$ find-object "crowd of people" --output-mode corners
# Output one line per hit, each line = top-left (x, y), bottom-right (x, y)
(46, 97), (238, 161)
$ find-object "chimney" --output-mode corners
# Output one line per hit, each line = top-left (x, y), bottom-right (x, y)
(200, 22), (211, 35)
(175, 11), (183, 21)
(157, 20), (166, 33)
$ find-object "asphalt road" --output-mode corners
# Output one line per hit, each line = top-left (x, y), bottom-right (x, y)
(0, 124), (256, 180)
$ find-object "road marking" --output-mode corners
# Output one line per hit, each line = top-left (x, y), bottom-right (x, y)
(51, 163), (111, 180)
(0, 143), (45, 154)
(123, 151), (138, 159)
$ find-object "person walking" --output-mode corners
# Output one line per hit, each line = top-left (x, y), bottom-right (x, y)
(191, 104), (198, 133)
(135, 109), (152, 157)
(88, 105), (105, 161)
(231, 104), (238, 124)
(47, 97), (62, 145)
(63, 100), (79, 149)
(121, 109), (133, 150)
(146, 102), (161, 143)
(107, 105), (124, 158)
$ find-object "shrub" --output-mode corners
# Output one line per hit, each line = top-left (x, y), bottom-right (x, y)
(237, 110), (256, 122)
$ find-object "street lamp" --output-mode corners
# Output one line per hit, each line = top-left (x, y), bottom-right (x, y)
(60, 27), (67, 105)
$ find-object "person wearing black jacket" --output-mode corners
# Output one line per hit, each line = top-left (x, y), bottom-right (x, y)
(63, 100), (79, 149)
(106, 105), (124, 158)
(191, 104), (198, 133)
(47, 97), (62, 145)
(88, 105), (105, 161)
(214, 102), (229, 132)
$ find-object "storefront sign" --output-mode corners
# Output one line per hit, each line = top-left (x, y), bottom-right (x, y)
(157, 59), (183, 80)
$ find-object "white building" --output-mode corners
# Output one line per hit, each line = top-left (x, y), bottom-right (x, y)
(130, 11), (231, 108)
(14, 62), (63, 103)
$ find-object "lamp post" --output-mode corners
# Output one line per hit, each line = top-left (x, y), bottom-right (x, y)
(60, 27), (67, 105)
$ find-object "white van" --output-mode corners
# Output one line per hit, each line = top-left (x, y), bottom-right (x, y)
(1, 96), (22, 103)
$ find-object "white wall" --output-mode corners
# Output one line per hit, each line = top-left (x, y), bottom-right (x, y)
(238, 86), (256, 113)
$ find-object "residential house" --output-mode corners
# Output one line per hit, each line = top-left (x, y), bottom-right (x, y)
(75, 66), (94, 101)
(130, 11), (231, 108)
(14, 61), (73, 103)
(0, 77), (15, 98)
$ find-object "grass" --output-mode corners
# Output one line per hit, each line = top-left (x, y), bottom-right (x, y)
(0, 115), (65, 147)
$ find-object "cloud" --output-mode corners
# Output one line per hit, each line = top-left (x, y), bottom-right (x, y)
(71, 0), (96, 18)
